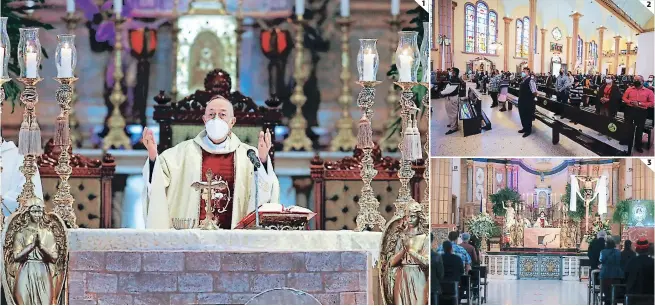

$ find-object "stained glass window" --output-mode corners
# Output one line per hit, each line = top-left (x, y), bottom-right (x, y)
(516, 19), (523, 56)
(463, 1), (496, 54)
(577, 35), (583, 64)
(476, 2), (488, 53)
(489, 11), (497, 55)
(522, 17), (530, 58)
(534, 25), (538, 53)
(465, 3), (475, 53)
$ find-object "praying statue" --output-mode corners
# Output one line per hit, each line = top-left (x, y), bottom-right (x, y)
(141, 96), (280, 229)
(533, 211), (550, 228)
(389, 202), (429, 305)
(502, 201), (516, 232)
(3, 198), (67, 305)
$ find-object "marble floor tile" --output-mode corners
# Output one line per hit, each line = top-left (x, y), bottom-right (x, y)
(485, 279), (587, 305)
(429, 82), (654, 157)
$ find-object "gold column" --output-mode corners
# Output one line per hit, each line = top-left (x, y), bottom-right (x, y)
(330, 17), (356, 152)
(597, 26), (606, 74)
(626, 41), (632, 75)
(103, 17), (132, 150)
(16, 77), (43, 207)
(283, 17), (313, 151)
(566, 36), (571, 68)
(171, 0), (179, 100)
(62, 13), (82, 148)
(381, 16), (402, 152)
(613, 36), (621, 74)
(528, 0), (536, 69)
(570, 12), (583, 72)
(540, 28), (547, 73)
(235, 0), (244, 90)
(54, 77), (79, 228)
(503, 17), (513, 71)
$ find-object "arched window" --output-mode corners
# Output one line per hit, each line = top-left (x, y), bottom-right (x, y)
(515, 17), (530, 57)
(592, 41), (598, 67)
(463, 1), (498, 54)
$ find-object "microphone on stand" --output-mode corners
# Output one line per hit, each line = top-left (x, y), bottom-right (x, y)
(246, 149), (262, 228)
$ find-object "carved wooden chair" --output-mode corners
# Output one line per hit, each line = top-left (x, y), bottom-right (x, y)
(153, 68), (282, 161)
(310, 146), (425, 230)
(37, 140), (116, 228)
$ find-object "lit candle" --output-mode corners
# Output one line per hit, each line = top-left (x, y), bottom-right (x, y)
(295, 0), (304, 17)
(340, 0), (350, 17)
(58, 46), (73, 78)
(362, 52), (376, 81)
(0, 47), (5, 77)
(25, 47), (38, 78)
(114, 0), (123, 17)
(397, 50), (413, 82)
(391, 0), (400, 16)
(67, 0), (75, 13)
(26, 0), (35, 14)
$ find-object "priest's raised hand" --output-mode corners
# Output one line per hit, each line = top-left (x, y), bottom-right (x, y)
(140, 96), (280, 229)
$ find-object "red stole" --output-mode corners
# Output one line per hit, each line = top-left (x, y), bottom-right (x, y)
(199, 150), (236, 229)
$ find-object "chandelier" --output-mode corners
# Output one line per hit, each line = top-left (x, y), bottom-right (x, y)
(437, 34), (450, 46)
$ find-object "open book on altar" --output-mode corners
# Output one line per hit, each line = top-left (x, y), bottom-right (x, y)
(235, 203), (316, 230)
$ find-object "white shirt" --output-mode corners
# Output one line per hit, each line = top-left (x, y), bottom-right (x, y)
(1, 139), (44, 216)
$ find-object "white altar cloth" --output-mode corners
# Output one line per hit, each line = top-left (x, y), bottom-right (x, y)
(67, 229), (382, 263)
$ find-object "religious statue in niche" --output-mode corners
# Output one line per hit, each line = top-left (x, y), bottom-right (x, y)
(510, 213), (525, 247)
(533, 211), (550, 228)
(2, 198), (68, 305)
(380, 202), (429, 305)
(189, 32), (226, 94)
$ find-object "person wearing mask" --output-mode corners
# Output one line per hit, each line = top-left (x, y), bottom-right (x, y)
(431, 233), (444, 305)
(459, 233), (479, 266)
(644, 75), (654, 89)
(498, 73), (511, 112)
(440, 241), (465, 283)
(569, 79), (584, 108)
(555, 70), (569, 102)
(444, 68), (464, 135)
(621, 240), (636, 271)
(517, 67), (538, 137)
(596, 75), (621, 117)
(481, 71), (488, 95)
(624, 238), (654, 296)
(588, 231), (607, 270)
(599, 238), (624, 305)
(437, 231), (472, 272)
(545, 72), (554, 92)
(622, 75), (655, 153)
(594, 72), (602, 87)
(489, 70), (501, 108)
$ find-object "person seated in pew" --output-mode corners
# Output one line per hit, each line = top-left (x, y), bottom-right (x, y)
(1, 137), (44, 216)
(431, 233), (444, 305)
(441, 241), (465, 283)
(437, 231), (472, 272)
(600, 238), (624, 305)
(596, 75), (621, 118)
(624, 238), (654, 297)
(644, 75), (654, 90)
(622, 75), (654, 153)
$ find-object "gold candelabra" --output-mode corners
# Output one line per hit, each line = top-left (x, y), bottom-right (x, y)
(380, 15), (402, 152)
(103, 17), (132, 150)
(392, 82), (419, 217)
(171, 0), (180, 100)
(354, 81), (386, 232)
(53, 77), (79, 228)
(62, 12), (82, 148)
(330, 17), (357, 152)
(283, 17), (313, 151)
(419, 82), (429, 215)
(16, 77), (43, 209)
(235, 0), (244, 91)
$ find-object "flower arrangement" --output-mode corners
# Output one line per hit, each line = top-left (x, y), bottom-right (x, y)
(586, 218), (611, 244)
(465, 213), (497, 241)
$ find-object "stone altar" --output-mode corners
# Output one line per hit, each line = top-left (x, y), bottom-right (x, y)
(66, 229), (381, 305)
(524, 228), (561, 248)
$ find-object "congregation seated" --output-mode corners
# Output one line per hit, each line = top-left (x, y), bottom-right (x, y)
(624, 238), (654, 302)
(599, 238), (624, 305)
(437, 231), (472, 271)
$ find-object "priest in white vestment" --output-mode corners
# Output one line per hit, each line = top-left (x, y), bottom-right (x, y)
(1, 137), (44, 216)
(141, 97), (280, 229)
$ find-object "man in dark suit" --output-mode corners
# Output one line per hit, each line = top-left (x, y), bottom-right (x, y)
(431, 246), (444, 304)
(517, 67), (538, 137)
(588, 231), (607, 270)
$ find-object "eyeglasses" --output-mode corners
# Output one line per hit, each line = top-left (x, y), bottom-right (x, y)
(205, 112), (228, 120)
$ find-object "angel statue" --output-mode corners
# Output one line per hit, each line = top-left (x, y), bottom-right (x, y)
(2, 198), (68, 305)
(379, 201), (429, 305)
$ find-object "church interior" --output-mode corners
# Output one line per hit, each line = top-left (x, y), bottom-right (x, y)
(1, 0), (432, 305)
(431, 0), (655, 157)
(430, 157), (654, 305)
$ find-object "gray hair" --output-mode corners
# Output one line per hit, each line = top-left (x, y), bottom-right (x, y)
(597, 231), (606, 239)
(461, 232), (471, 242)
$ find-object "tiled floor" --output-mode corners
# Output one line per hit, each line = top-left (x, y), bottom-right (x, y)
(429, 82), (654, 157)
(485, 279), (587, 305)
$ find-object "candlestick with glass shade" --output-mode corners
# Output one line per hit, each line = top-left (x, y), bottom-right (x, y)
(392, 31), (422, 217)
(0, 17), (10, 214)
(380, 14), (403, 152)
(418, 22), (431, 215)
(354, 38), (385, 231)
(16, 28), (43, 207)
(53, 34), (79, 228)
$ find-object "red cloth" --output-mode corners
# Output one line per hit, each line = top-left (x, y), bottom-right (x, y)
(603, 85), (612, 99)
(622, 86), (655, 109)
(199, 151), (236, 229)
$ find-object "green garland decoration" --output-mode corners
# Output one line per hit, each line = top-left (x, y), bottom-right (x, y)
(612, 199), (631, 225)
(1, 0), (53, 112)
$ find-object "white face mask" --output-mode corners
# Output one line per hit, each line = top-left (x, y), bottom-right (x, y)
(205, 118), (230, 141)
